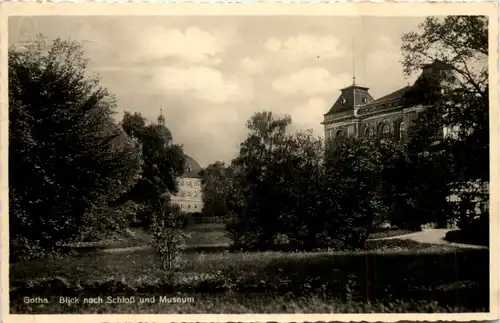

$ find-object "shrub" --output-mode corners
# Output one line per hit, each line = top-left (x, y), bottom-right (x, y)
(445, 214), (489, 246)
(150, 198), (190, 274)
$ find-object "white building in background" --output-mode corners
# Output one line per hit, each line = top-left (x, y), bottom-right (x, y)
(157, 110), (204, 213)
(170, 155), (204, 213)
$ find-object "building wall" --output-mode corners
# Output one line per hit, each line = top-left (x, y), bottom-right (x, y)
(325, 105), (425, 144)
(170, 177), (203, 213)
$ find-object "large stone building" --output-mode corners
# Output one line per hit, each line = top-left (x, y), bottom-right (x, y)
(322, 60), (454, 144)
(157, 111), (204, 213)
(170, 155), (204, 213)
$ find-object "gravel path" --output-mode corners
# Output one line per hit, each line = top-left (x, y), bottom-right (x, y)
(369, 229), (487, 249)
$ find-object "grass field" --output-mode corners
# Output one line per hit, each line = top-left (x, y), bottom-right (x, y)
(65, 224), (414, 252)
(10, 238), (489, 314)
(11, 293), (473, 314)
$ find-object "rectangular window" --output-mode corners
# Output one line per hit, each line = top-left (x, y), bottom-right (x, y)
(180, 191), (185, 197)
(186, 180), (192, 187)
(180, 204), (184, 208)
(187, 205), (191, 209)
(186, 192), (192, 197)
(193, 181), (199, 187)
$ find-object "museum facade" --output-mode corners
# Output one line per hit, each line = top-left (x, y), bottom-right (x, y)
(322, 60), (454, 144)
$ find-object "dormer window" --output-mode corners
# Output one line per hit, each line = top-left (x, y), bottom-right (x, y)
(341, 97), (347, 104)
(186, 165), (192, 172)
(363, 97), (369, 103)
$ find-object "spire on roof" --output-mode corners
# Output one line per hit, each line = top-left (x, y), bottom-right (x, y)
(157, 108), (165, 126)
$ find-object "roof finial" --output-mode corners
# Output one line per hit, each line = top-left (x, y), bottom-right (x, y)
(352, 34), (356, 85)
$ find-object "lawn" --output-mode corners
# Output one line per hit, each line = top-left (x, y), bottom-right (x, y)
(63, 224), (231, 252)
(11, 293), (473, 314)
(65, 225), (414, 253)
(10, 240), (489, 313)
(368, 229), (415, 239)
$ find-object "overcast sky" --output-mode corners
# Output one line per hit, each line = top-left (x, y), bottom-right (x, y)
(9, 15), (425, 167)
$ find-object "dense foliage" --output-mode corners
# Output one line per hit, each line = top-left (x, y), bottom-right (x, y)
(210, 112), (400, 251)
(9, 37), (142, 260)
(401, 16), (489, 239)
(9, 36), (187, 261)
(199, 161), (234, 219)
(120, 111), (186, 227)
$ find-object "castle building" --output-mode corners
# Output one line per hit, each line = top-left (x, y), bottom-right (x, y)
(322, 60), (455, 144)
(170, 155), (204, 213)
(157, 110), (204, 213)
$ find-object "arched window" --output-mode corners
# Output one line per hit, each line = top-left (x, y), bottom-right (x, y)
(365, 127), (374, 138)
(379, 123), (390, 137)
(399, 121), (405, 140)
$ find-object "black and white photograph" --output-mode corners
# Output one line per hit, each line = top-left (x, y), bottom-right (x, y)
(1, 3), (498, 319)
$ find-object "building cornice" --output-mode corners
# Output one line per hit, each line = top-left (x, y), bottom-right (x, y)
(323, 103), (429, 126)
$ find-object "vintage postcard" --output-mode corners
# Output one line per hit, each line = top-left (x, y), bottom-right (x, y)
(0, 2), (498, 322)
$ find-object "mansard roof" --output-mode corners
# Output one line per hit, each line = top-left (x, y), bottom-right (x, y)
(323, 59), (455, 119)
(324, 83), (375, 116)
(363, 85), (412, 107)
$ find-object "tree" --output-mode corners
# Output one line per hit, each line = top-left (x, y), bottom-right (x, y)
(323, 137), (389, 249)
(228, 111), (292, 249)
(275, 129), (326, 250)
(9, 36), (142, 260)
(120, 112), (186, 227)
(227, 113), (332, 251)
(401, 16), (489, 231)
(200, 161), (234, 218)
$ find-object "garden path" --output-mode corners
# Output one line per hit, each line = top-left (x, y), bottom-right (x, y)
(369, 229), (487, 249)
